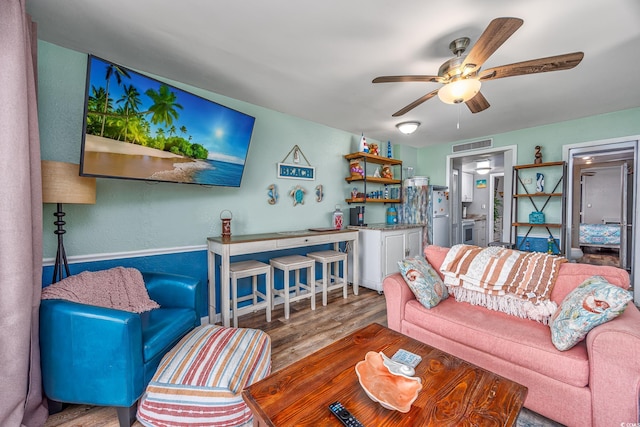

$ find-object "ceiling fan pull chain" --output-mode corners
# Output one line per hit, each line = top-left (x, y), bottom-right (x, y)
(457, 104), (461, 129)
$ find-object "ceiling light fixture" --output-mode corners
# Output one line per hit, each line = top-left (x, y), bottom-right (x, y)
(475, 159), (491, 175)
(438, 78), (482, 104)
(396, 121), (420, 135)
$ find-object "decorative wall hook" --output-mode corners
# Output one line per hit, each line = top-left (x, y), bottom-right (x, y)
(315, 185), (324, 202)
(268, 184), (278, 205)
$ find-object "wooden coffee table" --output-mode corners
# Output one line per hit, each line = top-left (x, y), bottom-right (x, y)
(242, 323), (527, 426)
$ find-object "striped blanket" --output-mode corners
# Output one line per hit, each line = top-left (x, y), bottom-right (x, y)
(440, 244), (567, 323)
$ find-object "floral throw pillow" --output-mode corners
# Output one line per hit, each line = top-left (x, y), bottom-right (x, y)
(398, 256), (448, 309)
(549, 275), (632, 351)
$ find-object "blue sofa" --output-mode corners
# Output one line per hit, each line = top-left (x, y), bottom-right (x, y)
(40, 271), (201, 426)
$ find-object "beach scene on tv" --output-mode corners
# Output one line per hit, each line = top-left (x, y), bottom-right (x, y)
(81, 56), (255, 187)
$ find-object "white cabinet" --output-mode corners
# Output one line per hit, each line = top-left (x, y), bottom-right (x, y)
(461, 172), (474, 202)
(474, 220), (487, 247)
(406, 228), (422, 258)
(355, 227), (423, 293)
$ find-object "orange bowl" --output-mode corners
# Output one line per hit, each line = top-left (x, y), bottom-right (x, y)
(355, 351), (422, 413)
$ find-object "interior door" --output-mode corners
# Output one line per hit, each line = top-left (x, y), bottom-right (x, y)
(451, 168), (460, 245)
(621, 163), (629, 269)
(489, 173), (505, 243)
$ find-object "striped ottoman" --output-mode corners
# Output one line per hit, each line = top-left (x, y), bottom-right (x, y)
(136, 324), (271, 427)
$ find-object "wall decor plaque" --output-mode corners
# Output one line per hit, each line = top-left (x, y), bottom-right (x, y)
(277, 145), (315, 180)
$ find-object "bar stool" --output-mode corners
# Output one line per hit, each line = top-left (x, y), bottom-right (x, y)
(229, 260), (272, 327)
(269, 255), (316, 319)
(306, 250), (348, 306)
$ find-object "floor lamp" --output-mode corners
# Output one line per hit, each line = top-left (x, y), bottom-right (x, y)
(41, 161), (96, 284)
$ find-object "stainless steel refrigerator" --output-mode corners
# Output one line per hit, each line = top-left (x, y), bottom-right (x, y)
(399, 184), (450, 248)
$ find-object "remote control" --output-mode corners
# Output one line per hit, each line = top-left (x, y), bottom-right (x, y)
(329, 401), (364, 427)
(391, 349), (422, 369)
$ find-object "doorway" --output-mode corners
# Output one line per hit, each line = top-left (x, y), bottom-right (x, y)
(563, 136), (639, 303)
(579, 165), (628, 268)
(447, 145), (517, 246)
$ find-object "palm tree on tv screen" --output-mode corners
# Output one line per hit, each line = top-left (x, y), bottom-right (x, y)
(117, 84), (142, 142)
(100, 63), (131, 136)
(86, 61), (205, 160)
(87, 86), (108, 135)
(145, 84), (183, 129)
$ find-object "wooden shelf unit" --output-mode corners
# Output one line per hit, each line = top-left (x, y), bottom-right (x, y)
(345, 176), (402, 185)
(512, 222), (562, 228)
(511, 161), (567, 255)
(344, 152), (402, 204)
(344, 197), (402, 204)
(344, 152), (403, 166)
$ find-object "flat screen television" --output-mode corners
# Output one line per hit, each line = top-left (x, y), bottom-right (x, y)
(80, 55), (255, 187)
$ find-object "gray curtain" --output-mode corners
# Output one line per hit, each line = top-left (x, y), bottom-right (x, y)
(0, 1), (48, 426)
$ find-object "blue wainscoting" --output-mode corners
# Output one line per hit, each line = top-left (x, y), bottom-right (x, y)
(515, 236), (560, 254)
(42, 243), (341, 320)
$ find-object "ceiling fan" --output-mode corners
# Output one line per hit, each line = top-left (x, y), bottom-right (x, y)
(373, 17), (584, 117)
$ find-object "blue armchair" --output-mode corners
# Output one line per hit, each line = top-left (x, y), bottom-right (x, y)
(40, 272), (201, 426)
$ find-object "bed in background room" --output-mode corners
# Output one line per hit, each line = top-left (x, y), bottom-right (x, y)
(579, 223), (621, 250)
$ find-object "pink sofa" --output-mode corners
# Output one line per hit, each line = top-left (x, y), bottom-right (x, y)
(383, 245), (640, 427)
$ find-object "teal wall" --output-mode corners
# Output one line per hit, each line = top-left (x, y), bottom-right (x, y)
(37, 40), (640, 313)
(37, 41), (397, 260)
(415, 107), (640, 183)
(39, 39), (639, 260)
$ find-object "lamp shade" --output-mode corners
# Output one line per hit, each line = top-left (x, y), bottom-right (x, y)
(42, 161), (96, 204)
(438, 78), (481, 104)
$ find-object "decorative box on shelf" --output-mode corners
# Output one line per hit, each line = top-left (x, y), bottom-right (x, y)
(529, 211), (545, 224)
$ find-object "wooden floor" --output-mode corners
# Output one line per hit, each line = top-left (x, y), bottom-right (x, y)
(43, 287), (387, 427)
(577, 246), (622, 268)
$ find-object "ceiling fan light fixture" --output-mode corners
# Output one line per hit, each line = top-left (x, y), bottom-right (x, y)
(396, 121), (420, 135)
(438, 78), (482, 104)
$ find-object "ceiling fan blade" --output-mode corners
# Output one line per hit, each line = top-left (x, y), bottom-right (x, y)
(373, 75), (442, 84)
(466, 91), (490, 113)
(479, 52), (584, 81)
(462, 17), (524, 72)
(392, 89), (440, 117)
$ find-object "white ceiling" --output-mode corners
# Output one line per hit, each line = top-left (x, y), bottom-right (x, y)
(27, 0), (640, 148)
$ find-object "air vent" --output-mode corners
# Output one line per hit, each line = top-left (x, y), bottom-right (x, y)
(452, 138), (493, 153)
